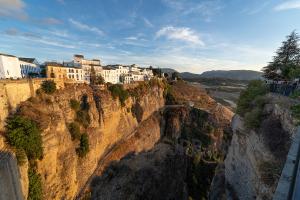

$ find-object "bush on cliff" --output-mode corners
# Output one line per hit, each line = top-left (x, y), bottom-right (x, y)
(70, 99), (80, 111)
(5, 116), (43, 160)
(76, 110), (91, 128)
(41, 80), (56, 94)
(108, 84), (129, 106)
(236, 80), (267, 116)
(68, 122), (81, 140)
(244, 107), (263, 129)
(28, 167), (42, 200)
(76, 133), (89, 157)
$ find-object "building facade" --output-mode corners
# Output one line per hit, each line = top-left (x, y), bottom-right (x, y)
(19, 58), (40, 78)
(0, 53), (22, 79)
(66, 67), (84, 82)
(73, 55), (102, 83)
(45, 62), (67, 79)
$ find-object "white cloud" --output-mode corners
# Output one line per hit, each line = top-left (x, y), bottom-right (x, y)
(0, 0), (27, 20)
(156, 26), (204, 46)
(69, 18), (104, 36)
(274, 1), (300, 11)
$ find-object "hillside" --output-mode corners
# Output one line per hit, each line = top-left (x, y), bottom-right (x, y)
(185, 70), (262, 80)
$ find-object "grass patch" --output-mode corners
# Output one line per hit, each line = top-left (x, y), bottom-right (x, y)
(70, 99), (80, 111)
(28, 166), (42, 200)
(68, 122), (81, 140)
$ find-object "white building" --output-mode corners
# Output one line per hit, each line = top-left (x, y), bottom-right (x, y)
(19, 58), (40, 78)
(0, 53), (22, 79)
(66, 67), (84, 82)
(73, 55), (102, 83)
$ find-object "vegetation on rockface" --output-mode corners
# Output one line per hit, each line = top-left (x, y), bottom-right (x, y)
(5, 115), (43, 161)
(291, 104), (300, 124)
(15, 148), (27, 166)
(41, 80), (56, 94)
(108, 84), (129, 107)
(259, 161), (281, 187)
(75, 95), (91, 128)
(263, 31), (300, 80)
(76, 133), (90, 158)
(164, 84), (177, 105)
(68, 122), (81, 141)
(28, 164), (43, 200)
(70, 99), (80, 111)
(236, 80), (267, 116)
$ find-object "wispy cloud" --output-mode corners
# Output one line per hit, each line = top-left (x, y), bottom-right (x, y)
(274, 0), (300, 11)
(39, 17), (62, 25)
(143, 17), (154, 28)
(242, 0), (272, 15)
(0, 0), (27, 20)
(163, 0), (222, 22)
(57, 0), (65, 5)
(156, 26), (204, 46)
(69, 18), (104, 36)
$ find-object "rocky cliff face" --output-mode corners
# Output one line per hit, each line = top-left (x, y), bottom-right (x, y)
(1, 82), (165, 200)
(224, 94), (297, 200)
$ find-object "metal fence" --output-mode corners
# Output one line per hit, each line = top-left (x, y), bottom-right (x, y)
(268, 83), (298, 96)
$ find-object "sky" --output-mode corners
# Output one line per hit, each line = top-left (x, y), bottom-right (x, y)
(1, 0), (300, 73)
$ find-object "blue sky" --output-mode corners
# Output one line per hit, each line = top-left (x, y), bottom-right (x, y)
(1, 0), (300, 73)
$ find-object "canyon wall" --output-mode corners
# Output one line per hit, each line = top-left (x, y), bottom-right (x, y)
(224, 94), (297, 200)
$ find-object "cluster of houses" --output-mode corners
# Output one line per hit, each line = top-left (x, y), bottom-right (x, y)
(0, 53), (154, 84)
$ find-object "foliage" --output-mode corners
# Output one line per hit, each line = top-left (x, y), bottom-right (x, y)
(244, 107), (263, 129)
(41, 80), (56, 94)
(28, 167), (43, 200)
(290, 90), (300, 99)
(76, 110), (91, 128)
(95, 75), (105, 85)
(90, 66), (96, 85)
(5, 116), (43, 160)
(171, 72), (181, 80)
(108, 84), (129, 106)
(68, 122), (81, 140)
(70, 99), (80, 111)
(236, 80), (267, 116)
(76, 133), (89, 157)
(263, 31), (300, 80)
(291, 104), (300, 123)
(164, 84), (177, 105)
(16, 148), (27, 166)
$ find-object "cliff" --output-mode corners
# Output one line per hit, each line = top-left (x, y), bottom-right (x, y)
(1, 80), (165, 200)
(224, 94), (298, 200)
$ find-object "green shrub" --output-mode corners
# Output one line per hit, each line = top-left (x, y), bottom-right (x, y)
(76, 133), (89, 157)
(237, 80), (267, 116)
(41, 80), (56, 94)
(70, 99), (80, 111)
(244, 107), (263, 129)
(28, 167), (42, 200)
(290, 90), (300, 99)
(76, 110), (91, 128)
(291, 104), (300, 123)
(6, 116), (43, 160)
(16, 148), (27, 166)
(108, 84), (129, 106)
(68, 122), (81, 140)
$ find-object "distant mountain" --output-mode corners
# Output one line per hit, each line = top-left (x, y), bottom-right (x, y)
(161, 68), (178, 74)
(180, 70), (262, 80)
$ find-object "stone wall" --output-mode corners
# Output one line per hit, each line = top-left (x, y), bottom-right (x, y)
(0, 78), (64, 131)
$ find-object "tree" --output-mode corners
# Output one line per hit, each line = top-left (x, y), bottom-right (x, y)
(263, 31), (300, 80)
(90, 66), (96, 85)
(171, 72), (180, 80)
(41, 80), (56, 94)
(95, 75), (105, 85)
